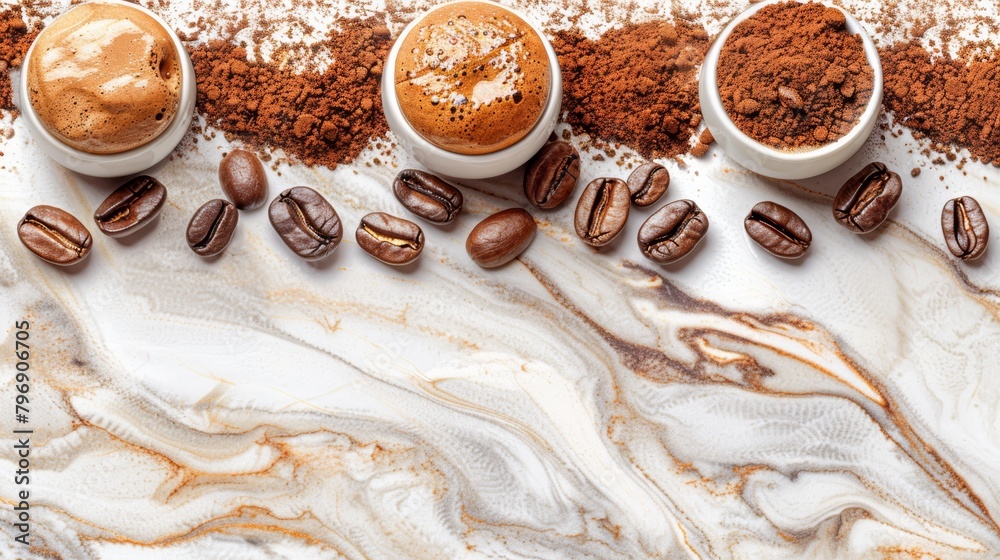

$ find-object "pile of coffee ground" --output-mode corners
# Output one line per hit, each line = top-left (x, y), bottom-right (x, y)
(880, 42), (1000, 166)
(0, 7), (39, 116)
(187, 18), (392, 168)
(553, 20), (710, 160)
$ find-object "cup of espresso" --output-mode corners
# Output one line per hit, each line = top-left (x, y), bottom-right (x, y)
(381, 0), (562, 179)
(18, 0), (196, 177)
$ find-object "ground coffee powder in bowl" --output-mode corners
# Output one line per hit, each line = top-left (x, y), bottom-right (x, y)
(716, 1), (873, 151)
(699, 0), (882, 179)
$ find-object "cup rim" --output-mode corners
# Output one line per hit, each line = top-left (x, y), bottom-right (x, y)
(18, 0), (196, 177)
(700, 0), (884, 164)
(382, 0), (562, 172)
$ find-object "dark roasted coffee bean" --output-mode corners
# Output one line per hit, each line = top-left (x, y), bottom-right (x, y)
(393, 169), (463, 224)
(466, 208), (536, 268)
(356, 212), (424, 266)
(744, 201), (812, 259)
(833, 162), (903, 233)
(626, 162), (670, 207)
(574, 178), (631, 246)
(219, 149), (268, 210)
(93, 175), (167, 238)
(187, 199), (238, 257)
(524, 141), (580, 209)
(942, 196), (989, 260)
(268, 187), (342, 260)
(637, 199), (709, 264)
(18, 205), (93, 265)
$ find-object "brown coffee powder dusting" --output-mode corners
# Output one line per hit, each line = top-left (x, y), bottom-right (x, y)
(0, 8), (39, 116)
(716, 1), (873, 150)
(881, 41), (1000, 166)
(188, 18), (391, 168)
(553, 21), (710, 159)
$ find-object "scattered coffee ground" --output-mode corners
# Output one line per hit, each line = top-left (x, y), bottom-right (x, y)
(188, 18), (391, 168)
(716, 1), (873, 150)
(553, 20), (710, 160)
(691, 128), (714, 157)
(0, 8), (39, 116)
(881, 41), (1000, 166)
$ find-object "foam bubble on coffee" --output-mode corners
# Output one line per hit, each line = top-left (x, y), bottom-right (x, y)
(394, 2), (550, 155)
(26, 2), (181, 154)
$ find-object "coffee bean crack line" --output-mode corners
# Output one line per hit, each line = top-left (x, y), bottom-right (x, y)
(280, 195), (339, 244)
(634, 168), (664, 200)
(748, 210), (809, 247)
(540, 154), (579, 204)
(953, 202), (976, 254)
(648, 212), (701, 249)
(362, 224), (420, 249)
(191, 210), (231, 250)
(402, 179), (459, 219)
(587, 181), (614, 238)
(23, 219), (87, 255)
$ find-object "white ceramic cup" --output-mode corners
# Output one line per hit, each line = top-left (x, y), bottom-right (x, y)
(699, 0), (883, 180)
(17, 0), (196, 178)
(381, 0), (562, 180)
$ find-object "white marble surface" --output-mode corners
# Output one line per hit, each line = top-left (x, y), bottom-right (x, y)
(1, 0), (999, 558)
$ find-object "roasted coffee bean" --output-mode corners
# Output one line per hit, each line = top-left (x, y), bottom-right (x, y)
(18, 205), (93, 265)
(187, 199), (238, 257)
(219, 149), (268, 210)
(524, 141), (580, 209)
(777, 86), (804, 110)
(637, 199), (709, 264)
(393, 169), (463, 224)
(942, 196), (989, 260)
(93, 175), (167, 238)
(833, 162), (903, 233)
(466, 208), (536, 268)
(744, 201), (812, 258)
(626, 162), (669, 207)
(574, 178), (631, 246)
(356, 212), (424, 266)
(268, 187), (343, 260)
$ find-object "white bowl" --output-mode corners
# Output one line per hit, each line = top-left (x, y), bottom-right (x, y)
(381, 0), (562, 180)
(17, 0), (196, 178)
(699, 0), (883, 180)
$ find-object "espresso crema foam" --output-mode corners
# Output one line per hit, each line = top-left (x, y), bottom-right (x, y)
(27, 2), (182, 154)
(394, 2), (550, 155)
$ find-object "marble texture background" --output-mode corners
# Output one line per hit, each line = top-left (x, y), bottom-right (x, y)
(1, 0), (999, 558)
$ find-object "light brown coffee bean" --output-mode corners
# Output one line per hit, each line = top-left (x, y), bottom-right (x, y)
(18, 205), (93, 265)
(187, 199), (238, 257)
(942, 196), (989, 260)
(574, 178), (630, 246)
(219, 149), (268, 210)
(626, 162), (669, 207)
(466, 208), (536, 268)
(356, 212), (424, 266)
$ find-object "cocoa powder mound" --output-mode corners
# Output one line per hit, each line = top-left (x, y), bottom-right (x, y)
(553, 20), (710, 159)
(0, 8), (39, 116)
(188, 18), (392, 168)
(716, 1), (873, 150)
(881, 41), (1000, 165)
